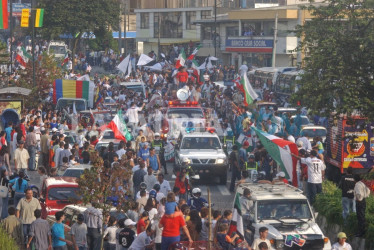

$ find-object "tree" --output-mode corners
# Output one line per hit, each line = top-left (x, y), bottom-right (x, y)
(38, 0), (120, 68)
(293, 0), (374, 119)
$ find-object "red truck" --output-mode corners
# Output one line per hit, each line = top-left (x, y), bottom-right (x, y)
(326, 116), (374, 189)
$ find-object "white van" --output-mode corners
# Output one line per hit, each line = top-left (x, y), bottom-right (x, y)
(48, 41), (68, 58)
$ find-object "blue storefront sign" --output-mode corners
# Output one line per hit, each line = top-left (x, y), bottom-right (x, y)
(225, 38), (273, 53)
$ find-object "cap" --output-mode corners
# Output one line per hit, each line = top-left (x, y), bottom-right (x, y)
(276, 171), (286, 178)
(243, 141), (250, 147)
(155, 132), (160, 137)
(52, 128), (58, 132)
(125, 219), (136, 226)
(19, 140), (25, 144)
(77, 214), (84, 221)
(297, 141), (303, 148)
(192, 188), (201, 194)
(337, 232), (347, 239)
(149, 190), (157, 198)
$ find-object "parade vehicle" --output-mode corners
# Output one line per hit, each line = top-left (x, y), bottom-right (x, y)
(39, 177), (80, 219)
(291, 115), (313, 128)
(47, 41), (68, 58)
(277, 107), (298, 116)
(162, 87), (206, 141)
(99, 129), (115, 140)
(79, 109), (112, 128)
(174, 128), (228, 184)
(256, 101), (277, 111)
(61, 164), (93, 178)
(248, 67), (297, 92)
(326, 116), (374, 182)
(274, 70), (303, 106)
(56, 98), (88, 112)
(300, 125), (327, 143)
(119, 80), (146, 97)
(236, 183), (332, 250)
(95, 138), (121, 152)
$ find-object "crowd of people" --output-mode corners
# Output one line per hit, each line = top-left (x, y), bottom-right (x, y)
(0, 40), (366, 250)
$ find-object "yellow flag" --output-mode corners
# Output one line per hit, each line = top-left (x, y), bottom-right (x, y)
(21, 9), (29, 27)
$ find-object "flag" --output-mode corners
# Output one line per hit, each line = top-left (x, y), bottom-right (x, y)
(61, 53), (69, 66)
(107, 110), (132, 142)
(175, 48), (186, 69)
(94, 93), (103, 107)
(240, 73), (258, 106)
(191, 60), (202, 85)
(137, 54), (154, 66)
(21, 47), (32, 60)
(117, 54), (130, 74)
(0, 0), (8, 29)
(35, 9), (44, 27)
(231, 193), (244, 236)
(253, 127), (299, 187)
(187, 45), (201, 60)
(126, 60), (132, 78)
(15, 53), (27, 68)
(233, 77), (244, 95)
(21, 9), (29, 27)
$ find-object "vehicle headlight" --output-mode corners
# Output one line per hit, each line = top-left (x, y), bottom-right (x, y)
(216, 159), (225, 164)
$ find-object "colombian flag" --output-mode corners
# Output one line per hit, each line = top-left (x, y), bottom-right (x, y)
(0, 0), (8, 29)
(35, 9), (44, 28)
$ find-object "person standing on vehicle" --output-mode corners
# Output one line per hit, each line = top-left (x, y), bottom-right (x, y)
(229, 145), (241, 192)
(339, 167), (356, 220)
(152, 133), (167, 174)
(25, 126), (37, 171)
(175, 66), (189, 89)
(126, 102), (145, 138)
(27, 209), (52, 250)
(354, 174), (371, 237)
(16, 188), (41, 247)
(14, 140), (30, 174)
(84, 202), (103, 250)
(51, 211), (73, 250)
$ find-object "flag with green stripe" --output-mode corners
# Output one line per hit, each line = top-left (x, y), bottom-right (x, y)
(0, 0), (8, 29)
(231, 192), (244, 236)
(21, 47), (32, 60)
(35, 9), (44, 28)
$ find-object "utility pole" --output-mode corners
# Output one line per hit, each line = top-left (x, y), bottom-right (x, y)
(118, 1), (122, 54)
(9, 0), (13, 73)
(214, 0), (217, 57)
(123, 0), (127, 55)
(272, 13), (278, 67)
(31, 0), (36, 87)
(158, 13), (161, 59)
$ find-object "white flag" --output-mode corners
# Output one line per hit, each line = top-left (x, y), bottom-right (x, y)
(117, 54), (130, 74)
(137, 54), (154, 66)
(126, 60), (132, 78)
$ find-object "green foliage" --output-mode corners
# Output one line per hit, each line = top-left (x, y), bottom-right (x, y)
(0, 226), (18, 250)
(293, 0), (374, 119)
(88, 29), (119, 53)
(0, 41), (9, 65)
(315, 181), (374, 248)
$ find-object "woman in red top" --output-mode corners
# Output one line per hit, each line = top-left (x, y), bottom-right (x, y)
(176, 67), (189, 89)
(159, 210), (192, 250)
(174, 169), (190, 200)
(137, 211), (150, 234)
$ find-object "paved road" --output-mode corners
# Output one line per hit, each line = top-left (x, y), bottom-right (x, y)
(24, 161), (235, 211)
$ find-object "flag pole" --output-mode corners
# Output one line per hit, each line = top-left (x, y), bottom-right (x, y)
(9, 0), (13, 73)
(31, 0), (36, 87)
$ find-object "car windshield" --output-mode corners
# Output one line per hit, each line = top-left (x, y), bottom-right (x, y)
(257, 199), (312, 220)
(167, 108), (204, 119)
(56, 100), (86, 112)
(49, 45), (66, 54)
(181, 137), (221, 150)
(126, 85), (143, 93)
(103, 131), (115, 139)
(62, 170), (84, 178)
(301, 129), (327, 137)
(48, 187), (80, 201)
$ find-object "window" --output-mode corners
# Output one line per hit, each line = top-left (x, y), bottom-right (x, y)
(154, 12), (183, 38)
(202, 26), (213, 40)
(226, 26), (239, 37)
(201, 10), (211, 19)
(186, 11), (196, 30)
(140, 13), (149, 29)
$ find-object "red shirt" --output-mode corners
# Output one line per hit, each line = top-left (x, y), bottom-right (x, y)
(137, 218), (146, 234)
(20, 123), (26, 137)
(174, 175), (189, 195)
(176, 72), (188, 83)
(160, 213), (186, 237)
(282, 179), (289, 184)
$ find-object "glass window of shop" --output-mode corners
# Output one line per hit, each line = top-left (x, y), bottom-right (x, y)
(186, 11), (196, 30)
(242, 53), (272, 68)
(154, 12), (183, 38)
(140, 13), (149, 29)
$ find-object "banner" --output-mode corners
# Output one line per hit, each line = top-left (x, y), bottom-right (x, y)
(21, 9), (29, 27)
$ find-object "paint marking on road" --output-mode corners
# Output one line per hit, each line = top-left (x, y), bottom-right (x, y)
(217, 185), (231, 196)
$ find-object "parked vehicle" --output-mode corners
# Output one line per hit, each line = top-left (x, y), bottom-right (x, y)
(61, 164), (92, 178)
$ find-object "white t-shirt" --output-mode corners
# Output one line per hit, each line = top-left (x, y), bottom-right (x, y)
(252, 238), (272, 250)
(116, 148), (126, 160)
(129, 231), (151, 250)
(158, 180), (171, 197)
(331, 242), (353, 250)
(301, 157), (326, 184)
(126, 106), (143, 124)
(103, 226), (118, 244)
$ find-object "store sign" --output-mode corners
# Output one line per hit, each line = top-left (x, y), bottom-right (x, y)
(9, 3), (31, 16)
(225, 38), (273, 53)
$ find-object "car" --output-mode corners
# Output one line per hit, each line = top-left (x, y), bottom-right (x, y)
(46, 205), (128, 250)
(61, 164), (93, 178)
(174, 129), (228, 184)
(300, 125), (327, 143)
(40, 177), (80, 219)
(236, 183), (332, 250)
(79, 110), (113, 128)
(256, 101), (277, 110)
(99, 129), (115, 140)
(291, 115), (313, 128)
(277, 107), (298, 116)
(95, 139), (122, 152)
(119, 81), (146, 97)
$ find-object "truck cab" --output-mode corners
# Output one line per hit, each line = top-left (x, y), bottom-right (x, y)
(236, 183), (331, 250)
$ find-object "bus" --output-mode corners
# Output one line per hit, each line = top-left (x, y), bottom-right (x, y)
(248, 67), (296, 92)
(274, 70), (303, 106)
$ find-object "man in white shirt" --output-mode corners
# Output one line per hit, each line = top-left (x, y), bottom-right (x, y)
(116, 143), (126, 160)
(354, 175), (370, 237)
(144, 167), (157, 192)
(296, 136), (312, 152)
(332, 232), (352, 250)
(252, 227), (272, 250)
(126, 102), (145, 137)
(157, 173), (171, 197)
(129, 226), (154, 250)
(299, 150), (325, 204)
